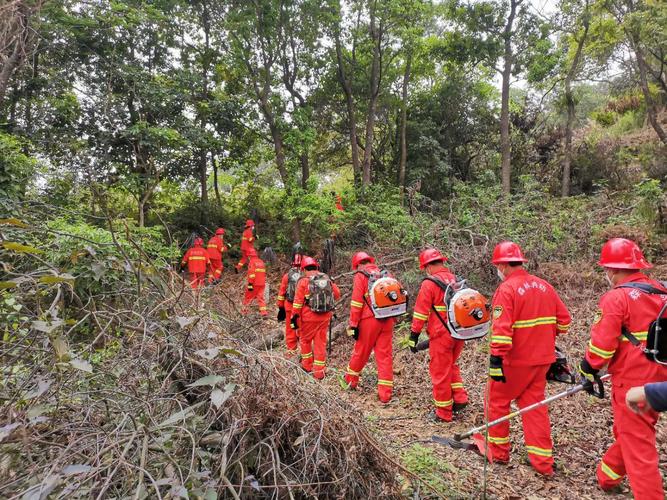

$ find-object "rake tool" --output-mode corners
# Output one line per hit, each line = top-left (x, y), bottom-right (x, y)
(432, 373), (611, 454)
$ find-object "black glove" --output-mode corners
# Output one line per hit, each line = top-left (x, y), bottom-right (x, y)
(547, 347), (575, 384)
(408, 331), (420, 353)
(347, 326), (360, 341)
(290, 314), (299, 331)
(277, 307), (286, 322)
(247, 283), (253, 291)
(489, 355), (506, 382)
(579, 358), (600, 395)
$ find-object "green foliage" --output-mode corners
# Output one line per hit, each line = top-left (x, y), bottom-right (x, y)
(0, 133), (37, 203)
(3, 215), (179, 301)
(337, 186), (424, 248)
(401, 444), (459, 496)
(591, 110), (616, 127)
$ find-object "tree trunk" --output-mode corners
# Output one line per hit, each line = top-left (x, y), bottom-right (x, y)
(24, 49), (37, 134)
(199, 150), (209, 224)
(0, 38), (24, 106)
(212, 153), (222, 210)
(300, 152), (309, 189)
(0, 1), (38, 106)
(632, 40), (667, 145)
(362, 1), (381, 189)
(199, 0), (211, 224)
(500, 0), (519, 196)
(267, 120), (289, 188)
(334, 20), (361, 186)
(561, 8), (589, 197)
(562, 80), (575, 198)
(138, 199), (146, 228)
(398, 51), (412, 205)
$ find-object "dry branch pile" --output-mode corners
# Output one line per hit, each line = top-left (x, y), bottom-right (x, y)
(0, 219), (407, 499)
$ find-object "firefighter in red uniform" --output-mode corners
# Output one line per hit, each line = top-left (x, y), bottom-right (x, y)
(181, 238), (210, 289)
(277, 253), (303, 354)
(236, 219), (256, 271)
(335, 193), (344, 212)
(579, 238), (667, 499)
(342, 252), (395, 403)
(408, 248), (468, 421)
(483, 241), (571, 476)
(207, 228), (226, 283)
(291, 257), (341, 379)
(241, 248), (268, 317)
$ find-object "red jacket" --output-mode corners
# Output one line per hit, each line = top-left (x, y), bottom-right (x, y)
(490, 268), (571, 366)
(292, 270), (341, 323)
(182, 247), (210, 274)
(241, 227), (255, 252)
(277, 270), (301, 308)
(585, 273), (667, 383)
(410, 268), (457, 340)
(277, 273), (290, 307)
(349, 264), (395, 326)
(247, 257), (266, 287)
(207, 235), (225, 260)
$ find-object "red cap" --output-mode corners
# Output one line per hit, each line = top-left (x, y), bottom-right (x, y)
(351, 251), (375, 270)
(300, 256), (319, 270)
(245, 219), (255, 228)
(419, 248), (447, 270)
(215, 228), (225, 235)
(491, 241), (528, 264)
(598, 238), (651, 269)
(194, 238), (204, 246)
(247, 247), (258, 258)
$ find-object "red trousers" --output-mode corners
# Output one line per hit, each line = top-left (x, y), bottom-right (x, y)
(208, 258), (223, 282)
(299, 320), (329, 379)
(242, 285), (267, 315)
(429, 335), (468, 421)
(236, 250), (251, 270)
(344, 317), (394, 402)
(284, 304), (298, 351)
(596, 381), (663, 499)
(484, 364), (553, 475)
(188, 272), (206, 290)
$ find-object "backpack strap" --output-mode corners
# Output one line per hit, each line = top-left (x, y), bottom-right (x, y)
(423, 276), (450, 292)
(616, 283), (667, 295)
(615, 282), (667, 345)
(422, 276), (452, 331)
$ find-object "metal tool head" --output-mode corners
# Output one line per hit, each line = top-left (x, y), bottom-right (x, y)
(432, 434), (496, 463)
(431, 435), (477, 451)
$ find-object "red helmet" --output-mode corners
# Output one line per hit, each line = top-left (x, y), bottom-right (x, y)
(352, 251), (375, 270)
(194, 238), (204, 247)
(419, 248), (447, 270)
(300, 256), (319, 270)
(215, 228), (225, 235)
(598, 238), (652, 269)
(245, 219), (255, 228)
(491, 241), (528, 264)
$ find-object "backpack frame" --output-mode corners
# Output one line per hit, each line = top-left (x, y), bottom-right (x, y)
(358, 269), (408, 319)
(616, 282), (667, 365)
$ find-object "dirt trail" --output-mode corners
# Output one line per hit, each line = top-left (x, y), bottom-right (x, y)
(204, 265), (666, 499)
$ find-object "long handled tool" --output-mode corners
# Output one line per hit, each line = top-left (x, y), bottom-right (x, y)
(432, 373), (611, 452)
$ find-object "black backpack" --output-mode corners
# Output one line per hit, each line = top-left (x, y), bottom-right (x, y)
(617, 282), (667, 365)
(285, 268), (302, 302)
